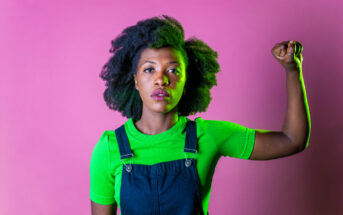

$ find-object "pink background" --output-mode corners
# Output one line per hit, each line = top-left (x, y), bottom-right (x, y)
(1, 0), (342, 214)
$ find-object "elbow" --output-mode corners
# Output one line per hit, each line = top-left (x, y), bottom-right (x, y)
(296, 133), (311, 153)
(296, 141), (309, 153)
(283, 132), (309, 154)
(301, 127), (311, 151)
(288, 134), (310, 154)
(295, 126), (311, 153)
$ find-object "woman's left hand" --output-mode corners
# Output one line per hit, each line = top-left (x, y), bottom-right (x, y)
(271, 40), (303, 71)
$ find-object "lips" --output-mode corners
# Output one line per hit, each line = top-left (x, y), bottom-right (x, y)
(151, 88), (170, 97)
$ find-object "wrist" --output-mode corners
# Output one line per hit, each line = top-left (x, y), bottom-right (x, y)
(285, 67), (301, 73)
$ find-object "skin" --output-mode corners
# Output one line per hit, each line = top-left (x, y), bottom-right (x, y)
(250, 40), (311, 160)
(91, 203), (116, 215)
(132, 47), (187, 135)
(91, 41), (311, 214)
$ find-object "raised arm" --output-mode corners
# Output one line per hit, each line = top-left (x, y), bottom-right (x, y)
(249, 40), (311, 160)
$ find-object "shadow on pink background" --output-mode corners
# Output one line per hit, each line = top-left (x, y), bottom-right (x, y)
(1, 0), (342, 214)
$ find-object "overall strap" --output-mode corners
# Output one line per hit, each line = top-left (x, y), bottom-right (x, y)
(183, 120), (198, 154)
(114, 124), (134, 160)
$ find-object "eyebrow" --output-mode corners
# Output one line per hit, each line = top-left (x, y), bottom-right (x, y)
(141, 60), (180, 66)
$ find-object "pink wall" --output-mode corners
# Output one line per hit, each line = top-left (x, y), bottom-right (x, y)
(1, 0), (342, 214)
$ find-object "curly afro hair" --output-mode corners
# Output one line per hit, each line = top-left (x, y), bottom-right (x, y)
(100, 15), (220, 120)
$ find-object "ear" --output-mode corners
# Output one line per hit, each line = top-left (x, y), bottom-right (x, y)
(133, 74), (139, 91)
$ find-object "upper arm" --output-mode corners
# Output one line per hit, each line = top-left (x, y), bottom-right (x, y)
(90, 132), (116, 206)
(249, 129), (303, 160)
(91, 200), (117, 215)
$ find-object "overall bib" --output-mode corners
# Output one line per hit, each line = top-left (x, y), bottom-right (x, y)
(114, 120), (205, 215)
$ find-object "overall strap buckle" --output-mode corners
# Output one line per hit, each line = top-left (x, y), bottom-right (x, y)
(115, 124), (134, 173)
(121, 158), (133, 173)
(183, 120), (198, 167)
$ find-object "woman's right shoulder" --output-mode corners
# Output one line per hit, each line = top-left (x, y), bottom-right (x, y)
(94, 130), (121, 154)
(100, 130), (116, 138)
(95, 130), (118, 145)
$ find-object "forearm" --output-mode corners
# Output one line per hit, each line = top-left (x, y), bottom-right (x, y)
(282, 67), (311, 151)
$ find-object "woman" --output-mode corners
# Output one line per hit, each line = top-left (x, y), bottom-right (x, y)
(90, 15), (311, 215)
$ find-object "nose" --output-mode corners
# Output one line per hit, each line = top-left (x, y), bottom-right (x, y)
(154, 71), (169, 86)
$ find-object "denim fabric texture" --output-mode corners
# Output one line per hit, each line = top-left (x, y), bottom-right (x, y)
(115, 121), (204, 215)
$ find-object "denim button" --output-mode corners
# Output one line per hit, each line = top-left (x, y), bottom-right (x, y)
(126, 164), (132, 172)
(185, 159), (192, 167)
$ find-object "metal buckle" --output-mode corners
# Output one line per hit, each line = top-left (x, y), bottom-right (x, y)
(184, 153), (195, 167)
(121, 158), (133, 173)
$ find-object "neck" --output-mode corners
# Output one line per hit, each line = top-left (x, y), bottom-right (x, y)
(134, 109), (180, 135)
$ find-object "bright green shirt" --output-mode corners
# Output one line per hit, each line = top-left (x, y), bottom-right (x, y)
(90, 116), (256, 214)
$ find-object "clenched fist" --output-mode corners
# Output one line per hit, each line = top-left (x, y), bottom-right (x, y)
(271, 40), (303, 71)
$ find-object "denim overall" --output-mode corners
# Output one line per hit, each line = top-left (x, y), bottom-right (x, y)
(114, 120), (204, 215)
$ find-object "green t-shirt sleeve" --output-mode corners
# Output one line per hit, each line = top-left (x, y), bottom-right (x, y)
(217, 121), (256, 159)
(89, 131), (116, 205)
(197, 118), (256, 160)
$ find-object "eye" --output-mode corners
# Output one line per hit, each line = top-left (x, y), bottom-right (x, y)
(143, 67), (154, 73)
(168, 68), (179, 74)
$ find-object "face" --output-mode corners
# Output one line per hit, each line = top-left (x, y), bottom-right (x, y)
(133, 47), (187, 115)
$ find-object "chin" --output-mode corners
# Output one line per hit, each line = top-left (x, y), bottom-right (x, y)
(151, 105), (177, 114)
(153, 108), (171, 114)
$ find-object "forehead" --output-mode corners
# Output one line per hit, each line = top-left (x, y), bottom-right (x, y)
(138, 47), (184, 66)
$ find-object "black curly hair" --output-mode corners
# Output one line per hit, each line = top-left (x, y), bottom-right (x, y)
(100, 15), (220, 120)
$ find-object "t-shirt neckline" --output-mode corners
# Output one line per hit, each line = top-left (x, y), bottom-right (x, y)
(125, 116), (188, 142)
